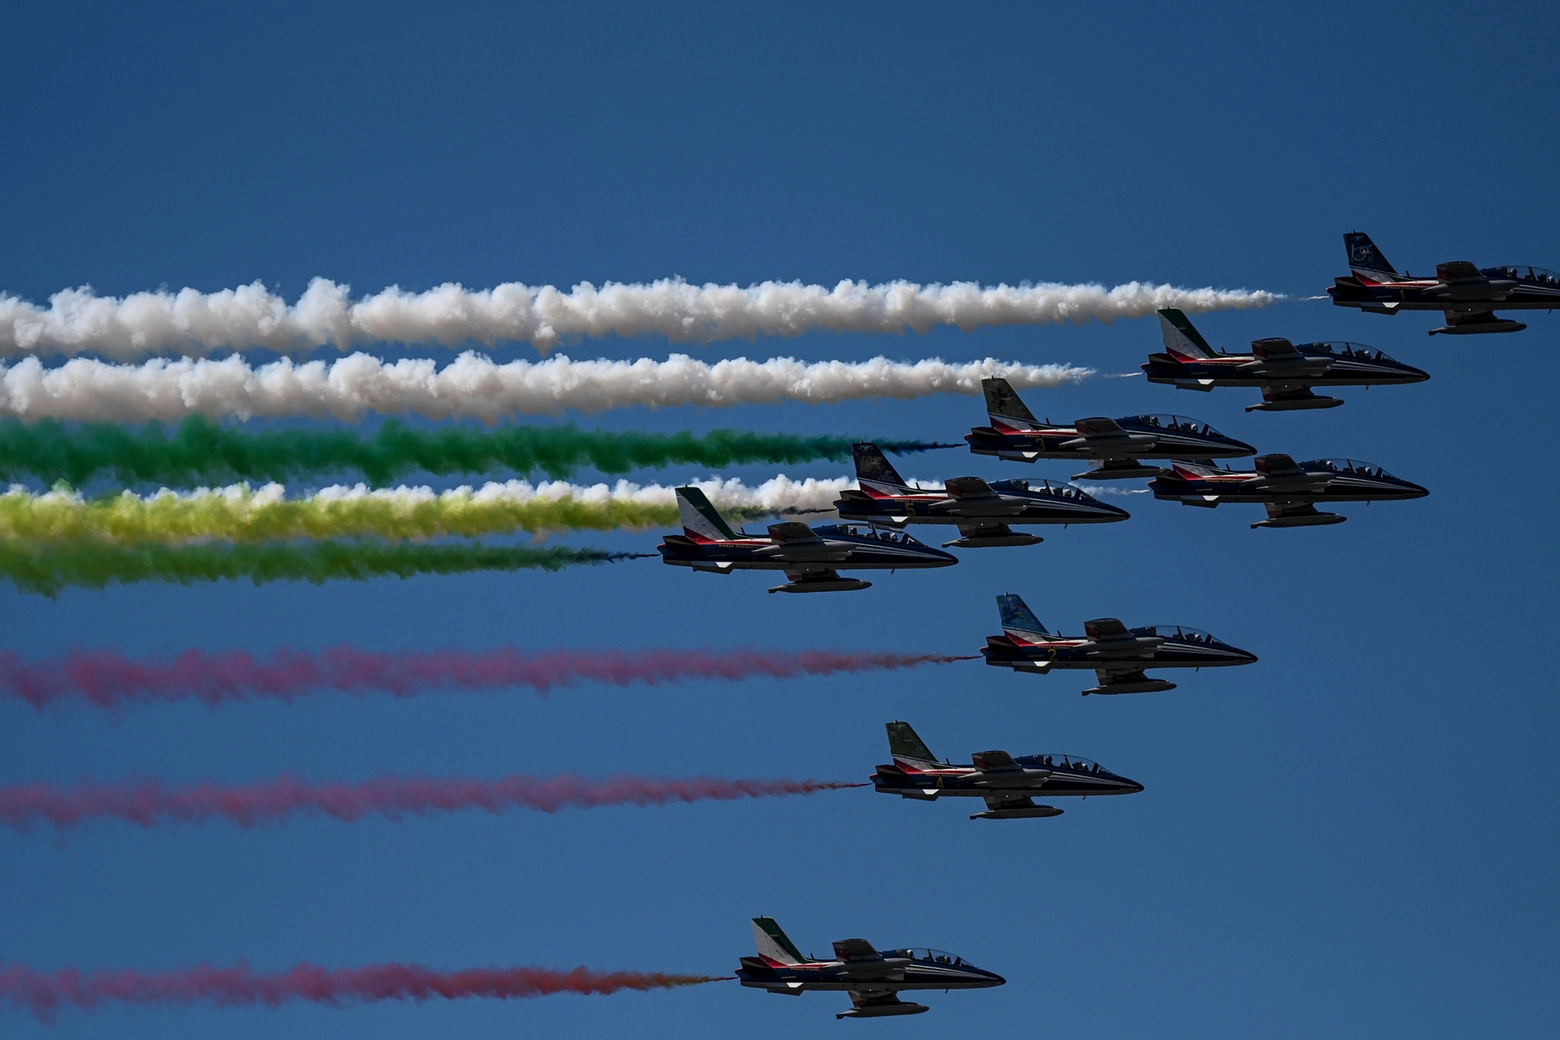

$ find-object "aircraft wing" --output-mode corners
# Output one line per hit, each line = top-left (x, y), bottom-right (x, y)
(1436, 260), (1486, 283)
(761, 523), (850, 563)
(1072, 416), (1125, 438)
(1250, 337), (1313, 362)
(840, 990), (925, 1020)
(1253, 453), (1304, 476)
(833, 939), (883, 963)
(971, 749), (1021, 772)
(1083, 617), (1130, 640)
(982, 793), (1040, 811)
(943, 476), (998, 500)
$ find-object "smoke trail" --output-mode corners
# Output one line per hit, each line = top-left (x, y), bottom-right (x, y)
(0, 646), (977, 710)
(0, 352), (1091, 424)
(0, 774), (865, 831)
(0, 540), (645, 597)
(0, 960), (726, 1023)
(0, 415), (956, 486)
(0, 276), (1280, 360)
(0, 477), (853, 543)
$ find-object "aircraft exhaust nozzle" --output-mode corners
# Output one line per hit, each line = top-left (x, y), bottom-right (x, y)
(1251, 513), (1347, 529)
(837, 1001), (930, 1019)
(941, 533), (1043, 549)
(970, 805), (1065, 820)
(768, 578), (873, 594)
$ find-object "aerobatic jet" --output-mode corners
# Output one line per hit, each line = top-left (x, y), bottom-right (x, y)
(737, 916), (1005, 1019)
(870, 720), (1142, 820)
(657, 486), (956, 594)
(832, 442), (1128, 548)
(1150, 454), (1427, 528)
(981, 593), (1257, 694)
(1329, 231), (1560, 335)
(966, 377), (1257, 477)
(1143, 308), (1428, 412)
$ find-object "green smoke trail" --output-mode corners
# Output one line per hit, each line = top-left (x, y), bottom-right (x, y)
(0, 539), (645, 597)
(0, 480), (839, 543)
(0, 417), (954, 487)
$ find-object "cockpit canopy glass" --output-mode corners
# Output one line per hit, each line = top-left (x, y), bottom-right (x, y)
(1297, 341), (1396, 362)
(886, 948), (967, 967)
(991, 478), (1100, 502)
(1486, 265), (1560, 284)
(1132, 624), (1229, 646)
(817, 524), (928, 545)
(1306, 458), (1395, 479)
(1131, 414), (1225, 438)
(1027, 753), (1106, 773)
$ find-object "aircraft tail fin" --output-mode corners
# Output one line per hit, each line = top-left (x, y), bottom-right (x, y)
(1157, 309), (1221, 360)
(751, 917), (806, 966)
(886, 720), (939, 769)
(1344, 231), (1402, 281)
(982, 378), (1043, 431)
(852, 442), (912, 493)
(998, 592), (1053, 638)
(676, 486), (739, 542)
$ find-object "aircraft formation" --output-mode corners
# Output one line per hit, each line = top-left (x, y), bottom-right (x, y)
(721, 232), (1530, 1019)
(9, 232), (1544, 1025)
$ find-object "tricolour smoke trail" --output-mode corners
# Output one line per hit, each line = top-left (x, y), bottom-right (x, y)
(0, 276), (1279, 360)
(0, 540), (647, 598)
(0, 774), (865, 831)
(0, 415), (956, 486)
(0, 352), (1091, 424)
(0, 960), (726, 1023)
(0, 646), (976, 710)
(0, 477), (851, 543)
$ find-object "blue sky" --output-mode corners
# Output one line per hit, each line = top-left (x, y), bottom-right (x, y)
(1, 2), (1557, 1037)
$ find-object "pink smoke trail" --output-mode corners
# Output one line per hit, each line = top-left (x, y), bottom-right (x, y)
(0, 647), (977, 710)
(0, 774), (866, 831)
(0, 960), (729, 1023)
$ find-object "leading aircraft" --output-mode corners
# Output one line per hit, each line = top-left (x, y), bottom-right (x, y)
(870, 720), (1143, 820)
(1329, 230), (1560, 335)
(736, 916), (1005, 1019)
(1143, 308), (1428, 412)
(1149, 454), (1427, 528)
(657, 486), (957, 593)
(833, 442), (1128, 548)
(981, 593), (1257, 694)
(966, 377), (1256, 477)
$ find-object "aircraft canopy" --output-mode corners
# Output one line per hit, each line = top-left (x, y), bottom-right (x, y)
(1297, 341), (1396, 362)
(1132, 414), (1225, 437)
(885, 948), (968, 966)
(1133, 624), (1230, 646)
(1486, 265), (1560, 283)
(814, 524), (929, 545)
(991, 478), (1100, 502)
(1307, 458), (1395, 479)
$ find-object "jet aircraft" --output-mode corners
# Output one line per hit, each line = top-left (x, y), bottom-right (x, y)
(736, 916), (1005, 1019)
(1150, 454), (1427, 528)
(832, 442), (1128, 548)
(870, 720), (1142, 820)
(966, 377), (1256, 477)
(657, 486), (957, 593)
(981, 593), (1257, 694)
(1329, 230), (1560, 335)
(1143, 308), (1428, 412)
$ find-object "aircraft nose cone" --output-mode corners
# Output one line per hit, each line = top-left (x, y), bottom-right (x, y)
(1122, 777), (1145, 794)
(1405, 482), (1430, 498)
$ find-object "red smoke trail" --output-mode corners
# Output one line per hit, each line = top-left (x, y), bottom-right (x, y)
(0, 960), (729, 1023)
(0, 775), (866, 831)
(0, 647), (977, 710)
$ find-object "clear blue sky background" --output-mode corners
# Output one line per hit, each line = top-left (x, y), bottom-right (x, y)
(1, 3), (1556, 1037)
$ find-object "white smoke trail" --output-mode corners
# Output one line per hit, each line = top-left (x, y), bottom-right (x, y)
(0, 277), (1280, 360)
(0, 352), (1090, 424)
